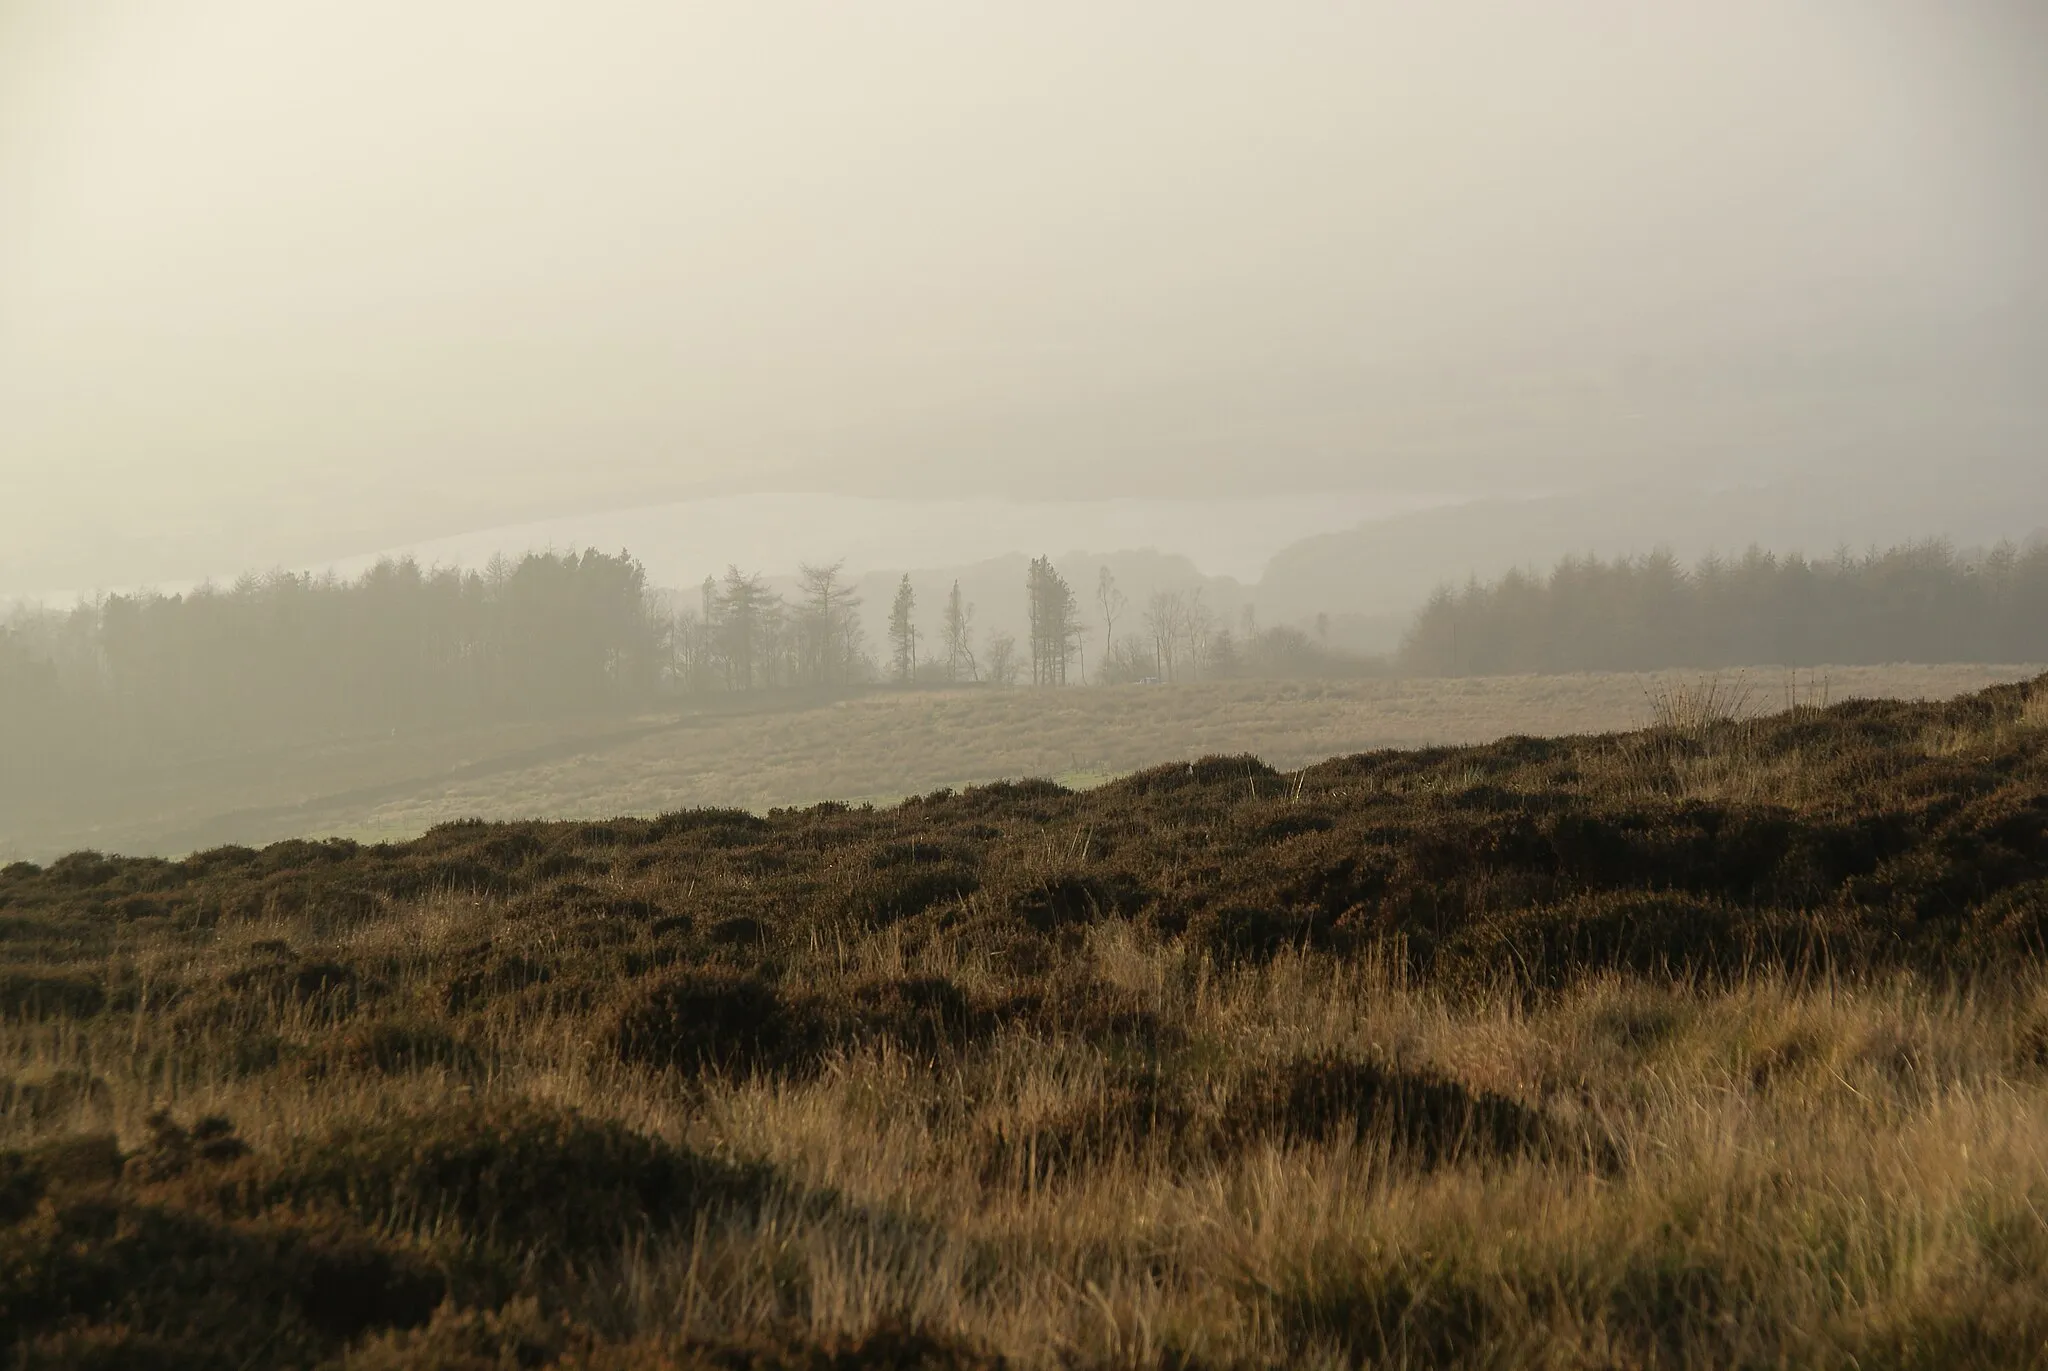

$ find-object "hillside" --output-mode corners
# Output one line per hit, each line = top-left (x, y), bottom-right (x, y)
(3, 676), (2048, 1365)
(6, 664), (2035, 862)
(1256, 476), (2048, 630)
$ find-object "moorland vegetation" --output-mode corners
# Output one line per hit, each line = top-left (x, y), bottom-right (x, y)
(4, 676), (2048, 1366)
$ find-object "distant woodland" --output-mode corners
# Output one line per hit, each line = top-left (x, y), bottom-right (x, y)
(2, 536), (2043, 769)
(0, 552), (660, 769)
(0, 551), (1358, 769)
(1400, 540), (2048, 675)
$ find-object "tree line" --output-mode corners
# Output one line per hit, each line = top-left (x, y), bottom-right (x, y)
(1399, 539), (2048, 675)
(0, 550), (661, 768)
(0, 548), (1382, 771)
(24, 530), (2025, 769)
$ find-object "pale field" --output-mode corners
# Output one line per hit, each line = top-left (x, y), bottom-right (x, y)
(324, 663), (2040, 843)
(9, 664), (2036, 861)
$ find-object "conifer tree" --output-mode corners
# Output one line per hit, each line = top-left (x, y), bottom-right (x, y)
(888, 574), (918, 684)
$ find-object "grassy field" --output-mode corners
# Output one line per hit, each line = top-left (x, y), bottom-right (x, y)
(8, 663), (2035, 862)
(359, 664), (2029, 825)
(3, 674), (2048, 1366)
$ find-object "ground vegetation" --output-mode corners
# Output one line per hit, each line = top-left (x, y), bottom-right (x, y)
(5, 677), (2048, 1365)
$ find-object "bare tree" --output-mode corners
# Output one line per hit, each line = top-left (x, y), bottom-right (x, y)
(983, 630), (1021, 686)
(1144, 588), (1183, 682)
(1179, 587), (1215, 682)
(1095, 566), (1125, 685)
(941, 580), (977, 682)
(1098, 632), (1154, 684)
(714, 566), (780, 690)
(795, 560), (862, 687)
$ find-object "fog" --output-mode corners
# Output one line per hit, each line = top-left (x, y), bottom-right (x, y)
(5, 2), (2046, 599)
(6, 2), (2048, 858)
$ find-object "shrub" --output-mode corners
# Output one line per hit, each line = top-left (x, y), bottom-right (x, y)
(0, 970), (105, 1020)
(607, 968), (807, 1076)
(316, 1020), (482, 1078)
(262, 1100), (768, 1257)
(2, 1127), (440, 1367)
(1222, 1054), (1566, 1168)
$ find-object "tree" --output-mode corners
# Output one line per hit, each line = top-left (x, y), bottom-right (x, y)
(1144, 588), (1183, 682)
(1179, 587), (1215, 682)
(1095, 566), (1125, 685)
(795, 560), (863, 687)
(888, 574), (918, 685)
(714, 566), (780, 690)
(941, 580), (977, 682)
(1026, 556), (1080, 686)
(983, 630), (1020, 686)
(1098, 633), (1154, 684)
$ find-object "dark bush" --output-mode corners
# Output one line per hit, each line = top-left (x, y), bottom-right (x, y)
(317, 1019), (481, 1077)
(2, 1129), (441, 1368)
(1121, 753), (1278, 796)
(708, 915), (766, 946)
(222, 958), (363, 1012)
(126, 1109), (250, 1182)
(1188, 906), (1321, 965)
(608, 968), (807, 1075)
(646, 807), (771, 845)
(261, 1100), (766, 1256)
(0, 969), (105, 1019)
(847, 861), (980, 923)
(1012, 871), (1142, 932)
(440, 943), (552, 1013)
(844, 975), (996, 1057)
(1223, 1054), (1564, 1168)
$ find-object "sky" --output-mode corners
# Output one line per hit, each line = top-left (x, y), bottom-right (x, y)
(3, 2), (2045, 598)
(320, 490), (1462, 591)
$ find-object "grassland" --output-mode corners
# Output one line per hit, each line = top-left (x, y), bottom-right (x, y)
(8, 663), (2036, 862)
(3, 674), (2048, 1366)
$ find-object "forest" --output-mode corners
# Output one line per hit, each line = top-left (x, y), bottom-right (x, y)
(0, 552), (1360, 773)
(1400, 538), (2048, 675)
(4, 535), (2045, 779)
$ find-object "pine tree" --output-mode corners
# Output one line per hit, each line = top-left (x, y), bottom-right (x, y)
(1027, 556), (1079, 685)
(888, 574), (918, 684)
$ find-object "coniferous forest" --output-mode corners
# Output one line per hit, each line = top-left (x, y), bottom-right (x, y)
(1399, 539), (2048, 675)
(3, 535), (2044, 786)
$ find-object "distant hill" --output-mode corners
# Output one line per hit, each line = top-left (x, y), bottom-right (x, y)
(1255, 471), (2048, 635)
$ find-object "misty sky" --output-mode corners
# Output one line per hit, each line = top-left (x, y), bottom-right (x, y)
(4, 2), (2045, 597)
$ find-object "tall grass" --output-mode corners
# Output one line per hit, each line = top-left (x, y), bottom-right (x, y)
(2025, 680), (2048, 730)
(1642, 672), (1756, 735)
(4, 674), (2048, 1366)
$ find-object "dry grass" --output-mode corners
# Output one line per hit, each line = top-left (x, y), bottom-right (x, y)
(2025, 680), (2048, 731)
(1642, 672), (1757, 735)
(6, 675), (2048, 1365)
(10, 938), (2048, 1367)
